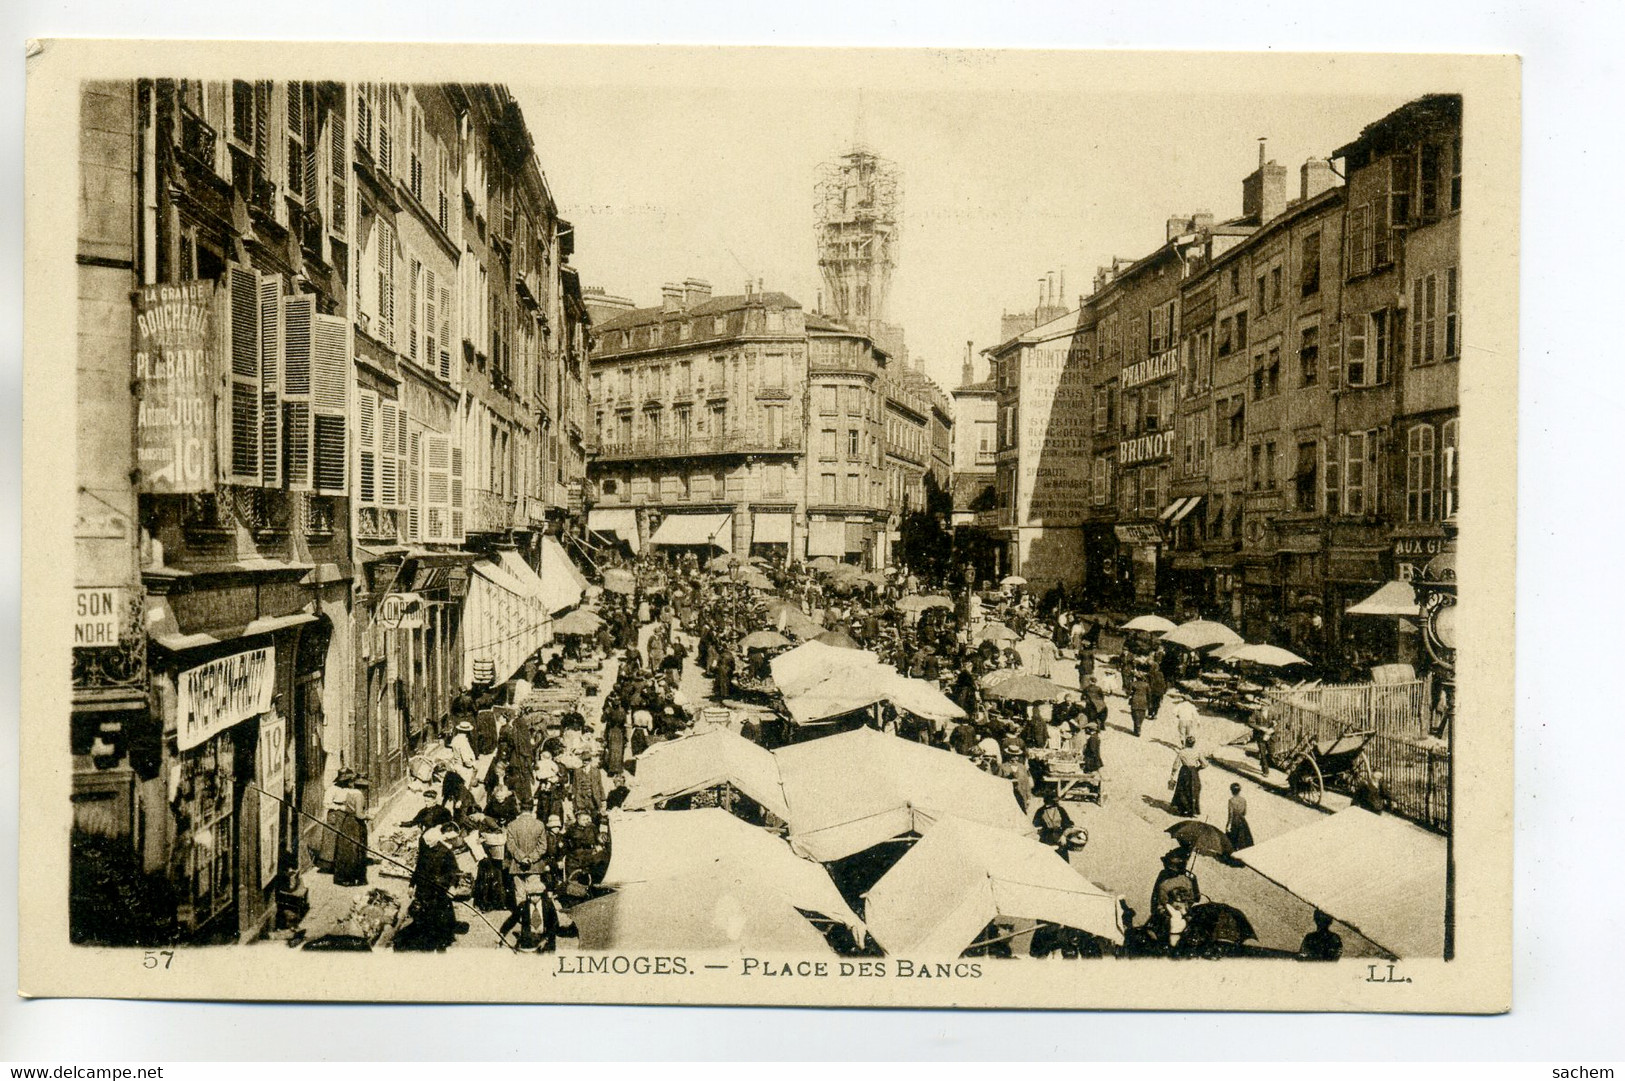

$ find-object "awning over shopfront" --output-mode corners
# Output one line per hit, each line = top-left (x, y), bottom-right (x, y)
(463, 554), (553, 688)
(147, 597), (317, 653)
(586, 508), (641, 554)
(753, 512), (793, 545)
(649, 512), (732, 552)
(538, 537), (588, 613)
(1158, 497), (1196, 522)
(1114, 523), (1164, 546)
(1346, 579), (1422, 617)
(1169, 496), (1202, 524)
(806, 518), (845, 558)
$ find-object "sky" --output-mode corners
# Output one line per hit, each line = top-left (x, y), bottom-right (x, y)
(517, 75), (1418, 394)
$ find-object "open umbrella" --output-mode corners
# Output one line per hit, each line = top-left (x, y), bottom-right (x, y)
(975, 622), (1018, 644)
(553, 608), (604, 637)
(984, 674), (1069, 703)
(1000, 575), (1027, 588)
(1122, 614), (1179, 634)
(897, 594), (953, 613)
(706, 554), (740, 574)
(1166, 819), (1233, 859)
(1222, 643), (1310, 668)
(737, 568), (774, 591)
(602, 568), (636, 595)
(1176, 902), (1257, 956)
(808, 556), (842, 573)
(1161, 619), (1244, 651)
(739, 629), (791, 651)
(814, 629), (861, 649)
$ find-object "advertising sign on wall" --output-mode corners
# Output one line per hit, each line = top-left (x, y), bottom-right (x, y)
(256, 712), (287, 886)
(134, 280), (218, 494)
(176, 646), (275, 751)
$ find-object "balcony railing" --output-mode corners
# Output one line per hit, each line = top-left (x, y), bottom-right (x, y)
(177, 106), (217, 170)
(592, 431), (803, 462)
(469, 488), (517, 533)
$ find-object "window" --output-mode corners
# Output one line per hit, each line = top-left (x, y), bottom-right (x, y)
(1143, 385), (1163, 432)
(1264, 440), (1277, 489)
(409, 101), (423, 201)
(1148, 300), (1175, 353)
(231, 80), (255, 146)
(1442, 417), (1459, 517)
(763, 352), (786, 389)
(676, 360), (692, 395)
(1300, 232), (1321, 296)
(763, 463), (785, 498)
(1340, 430), (1380, 516)
(1450, 133), (1462, 212)
(708, 402), (726, 437)
(1411, 274), (1438, 366)
(1235, 310), (1248, 351)
(616, 412), (631, 445)
(844, 473), (860, 504)
(846, 385), (863, 416)
(1346, 311), (1391, 387)
(1406, 423), (1436, 522)
(1267, 348), (1281, 397)
(1348, 203), (1372, 278)
(1295, 440), (1318, 512)
(1093, 387), (1109, 432)
(1389, 152), (1414, 232)
(1252, 355), (1266, 402)
(1256, 274), (1267, 315)
(1419, 143), (1441, 221)
(820, 428), (837, 460)
(767, 310), (786, 333)
(1250, 443), (1263, 491)
(819, 386), (837, 415)
(1092, 456), (1109, 505)
(714, 315), (727, 336)
(1444, 267), (1460, 359)
(1299, 325), (1320, 386)
(763, 404), (783, 446)
(1228, 265), (1240, 297)
(847, 428), (861, 459)
(1269, 266), (1282, 311)
(673, 405), (692, 444)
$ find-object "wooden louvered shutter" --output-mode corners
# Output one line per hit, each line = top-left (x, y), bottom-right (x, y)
(424, 433), (450, 542)
(438, 283), (453, 382)
(424, 269), (437, 376)
(258, 273), (282, 486)
(377, 218), (395, 346)
(357, 389), (377, 505)
(281, 295), (314, 489)
(450, 446), (464, 540)
(329, 108), (347, 239)
(377, 86), (392, 176)
(301, 86), (318, 209)
(407, 430), (421, 541)
(408, 256), (420, 362)
(311, 313), (350, 494)
(379, 400), (399, 507)
(221, 264), (261, 484)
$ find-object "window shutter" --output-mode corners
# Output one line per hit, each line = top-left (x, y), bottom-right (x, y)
(301, 87), (318, 211)
(377, 86), (392, 175)
(379, 401), (400, 507)
(311, 312), (350, 494)
(377, 218), (395, 345)
(424, 268), (437, 375)
(253, 80), (270, 172)
(425, 433), (451, 541)
(329, 108), (348, 239)
(357, 389), (377, 505)
(408, 256), (420, 362)
(281, 294), (315, 490)
(450, 446), (465, 540)
(258, 272), (282, 487)
(395, 401), (408, 510)
(407, 430), (421, 541)
(220, 264), (262, 484)
(438, 283), (452, 382)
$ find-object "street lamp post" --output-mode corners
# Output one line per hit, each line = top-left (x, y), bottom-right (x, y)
(1415, 514), (1458, 960)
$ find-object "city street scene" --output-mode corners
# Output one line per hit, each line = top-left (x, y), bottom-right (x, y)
(63, 67), (1465, 979)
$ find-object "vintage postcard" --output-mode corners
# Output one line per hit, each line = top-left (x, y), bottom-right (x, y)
(21, 40), (1518, 1010)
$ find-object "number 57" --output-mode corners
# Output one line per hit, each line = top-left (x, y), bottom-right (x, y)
(142, 950), (174, 969)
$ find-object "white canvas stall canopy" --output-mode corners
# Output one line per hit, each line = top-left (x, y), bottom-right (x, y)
(622, 728), (791, 823)
(649, 512), (733, 552)
(1238, 806), (1447, 958)
(752, 511), (793, 545)
(462, 554), (552, 687)
(586, 508), (640, 553)
(600, 809), (864, 939)
(864, 815), (1122, 956)
(806, 518), (845, 558)
(774, 727), (1033, 863)
(538, 536), (588, 613)
(1346, 579), (1422, 617)
(784, 667), (967, 726)
(769, 639), (883, 699)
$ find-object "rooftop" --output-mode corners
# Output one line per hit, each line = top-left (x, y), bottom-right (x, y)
(592, 291), (803, 334)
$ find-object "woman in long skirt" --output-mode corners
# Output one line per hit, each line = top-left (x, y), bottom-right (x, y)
(313, 767), (359, 872)
(331, 778), (370, 887)
(1169, 737), (1204, 818)
(1225, 782), (1255, 851)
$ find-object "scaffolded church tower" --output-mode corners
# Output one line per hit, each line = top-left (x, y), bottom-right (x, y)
(814, 144), (900, 337)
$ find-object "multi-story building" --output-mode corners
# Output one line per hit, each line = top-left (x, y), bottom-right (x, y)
(587, 281), (808, 562)
(949, 344), (1003, 583)
(806, 314), (892, 568)
(69, 79), (588, 944)
(1328, 94), (1462, 666)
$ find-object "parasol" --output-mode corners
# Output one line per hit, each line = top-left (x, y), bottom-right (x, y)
(1166, 819), (1234, 859)
(739, 629), (792, 651)
(1161, 619), (1244, 651)
(1222, 643), (1311, 668)
(602, 568), (636, 595)
(1122, 614), (1179, 634)
(984, 674), (1070, 703)
(706, 554), (740, 574)
(1000, 575), (1027, 587)
(975, 622), (1018, 644)
(553, 608), (604, 637)
(897, 594), (953, 613)
(813, 629), (861, 649)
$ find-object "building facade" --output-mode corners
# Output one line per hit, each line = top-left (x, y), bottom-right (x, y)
(806, 314), (893, 568)
(587, 282), (808, 562)
(70, 79), (588, 945)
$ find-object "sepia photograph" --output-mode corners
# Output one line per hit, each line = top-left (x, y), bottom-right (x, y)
(20, 40), (1519, 1011)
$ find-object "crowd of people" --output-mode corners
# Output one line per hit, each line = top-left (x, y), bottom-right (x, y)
(301, 545), (1353, 961)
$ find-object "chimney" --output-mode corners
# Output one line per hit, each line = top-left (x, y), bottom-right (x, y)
(682, 277), (712, 308)
(1058, 269), (1066, 306)
(1191, 210), (1214, 234)
(1047, 271), (1057, 308)
(1242, 155), (1289, 225)
(661, 282), (684, 313)
(744, 279), (754, 299)
(961, 341), (974, 386)
(1037, 278), (1047, 312)
(1301, 158), (1336, 201)
(1166, 215), (1192, 242)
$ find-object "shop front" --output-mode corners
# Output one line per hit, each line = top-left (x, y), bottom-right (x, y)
(1113, 523), (1165, 604)
(1326, 545), (1397, 677)
(1238, 558), (1281, 643)
(750, 508), (796, 565)
(648, 511), (733, 554)
(586, 507), (641, 555)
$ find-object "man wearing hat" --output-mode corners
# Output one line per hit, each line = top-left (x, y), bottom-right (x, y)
(500, 875), (559, 952)
(1032, 792), (1075, 854)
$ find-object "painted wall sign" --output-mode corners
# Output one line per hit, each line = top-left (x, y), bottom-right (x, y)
(134, 280), (218, 494)
(176, 646), (275, 751)
(1118, 430), (1177, 465)
(377, 591), (427, 630)
(1015, 341), (1092, 526)
(73, 587), (124, 646)
(1121, 348), (1179, 389)
(256, 712), (287, 886)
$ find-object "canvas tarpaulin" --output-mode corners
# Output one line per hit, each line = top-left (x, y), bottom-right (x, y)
(864, 815), (1122, 955)
(752, 512), (793, 545)
(571, 864), (839, 954)
(649, 512), (732, 551)
(622, 728), (791, 823)
(586, 508), (640, 553)
(769, 639), (883, 699)
(1238, 806), (1446, 958)
(462, 555), (552, 687)
(537, 537), (588, 613)
(806, 518), (845, 558)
